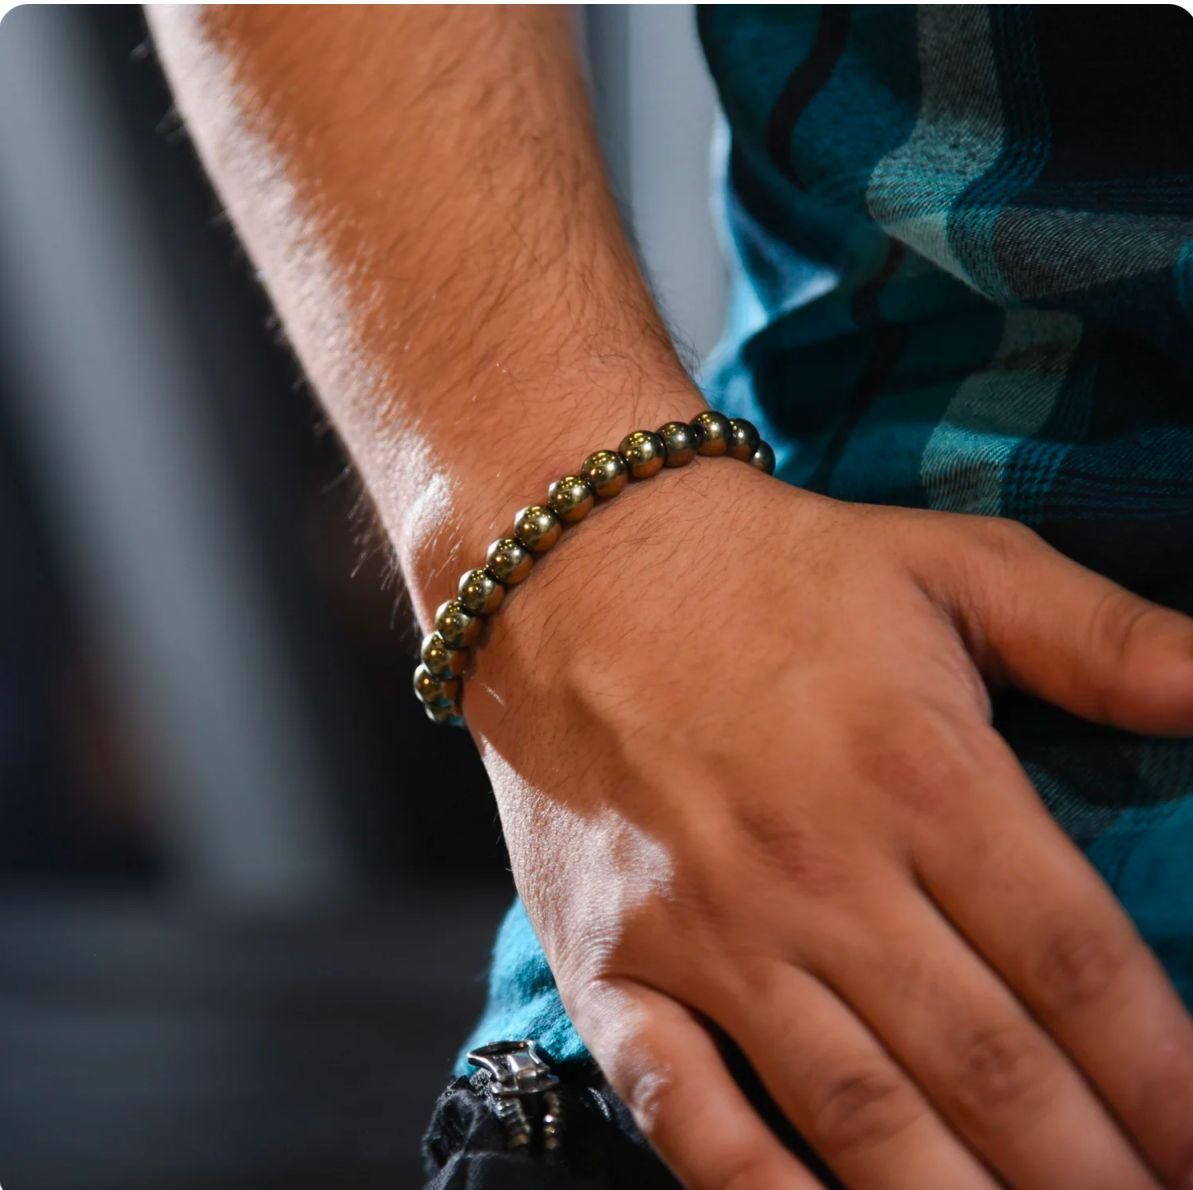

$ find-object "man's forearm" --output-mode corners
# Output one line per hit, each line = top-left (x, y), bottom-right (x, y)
(148, 5), (705, 624)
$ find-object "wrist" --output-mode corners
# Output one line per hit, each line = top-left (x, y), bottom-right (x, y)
(461, 443), (782, 743)
(389, 366), (709, 627)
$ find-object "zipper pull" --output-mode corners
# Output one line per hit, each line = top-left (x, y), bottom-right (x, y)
(466, 1039), (565, 1153)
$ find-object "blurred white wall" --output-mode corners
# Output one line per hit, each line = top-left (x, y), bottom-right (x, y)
(585, 6), (728, 366)
(0, 6), (350, 902)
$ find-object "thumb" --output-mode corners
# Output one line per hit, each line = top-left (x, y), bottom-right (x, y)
(944, 519), (1193, 736)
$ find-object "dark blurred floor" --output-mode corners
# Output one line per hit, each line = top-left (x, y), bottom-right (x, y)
(0, 890), (507, 1189)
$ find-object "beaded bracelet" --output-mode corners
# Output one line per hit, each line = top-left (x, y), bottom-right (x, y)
(412, 410), (776, 727)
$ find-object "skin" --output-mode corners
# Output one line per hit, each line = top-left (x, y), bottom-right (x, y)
(149, 7), (1193, 1187)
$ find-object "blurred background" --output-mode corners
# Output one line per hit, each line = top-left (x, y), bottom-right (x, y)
(0, 6), (726, 1187)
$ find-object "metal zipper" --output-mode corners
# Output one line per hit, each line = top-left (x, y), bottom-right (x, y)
(467, 1039), (565, 1153)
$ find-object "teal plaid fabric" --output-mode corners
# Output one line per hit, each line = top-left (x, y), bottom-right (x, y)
(454, 5), (1193, 1075)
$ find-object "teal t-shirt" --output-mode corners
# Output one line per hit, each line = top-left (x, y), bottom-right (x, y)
(454, 4), (1193, 1077)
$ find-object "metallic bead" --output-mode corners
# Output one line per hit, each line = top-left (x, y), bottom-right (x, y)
(458, 567), (505, 615)
(617, 430), (666, 479)
(435, 598), (482, 649)
(424, 698), (464, 726)
(749, 441), (776, 475)
(657, 420), (699, 467)
(580, 449), (628, 499)
(692, 410), (733, 456)
(547, 474), (595, 524)
(513, 504), (561, 553)
(486, 537), (534, 585)
(727, 417), (761, 461)
(421, 631), (467, 677)
(413, 663), (460, 707)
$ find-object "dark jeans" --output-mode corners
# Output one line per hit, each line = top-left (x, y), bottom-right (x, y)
(421, 1052), (844, 1188)
(421, 1059), (679, 1189)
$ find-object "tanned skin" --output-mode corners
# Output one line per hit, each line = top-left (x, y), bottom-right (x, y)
(150, 8), (1193, 1188)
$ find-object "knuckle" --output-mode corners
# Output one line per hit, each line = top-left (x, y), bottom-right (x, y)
(557, 928), (629, 989)
(618, 1061), (677, 1140)
(808, 1066), (922, 1153)
(950, 1023), (1054, 1117)
(732, 802), (852, 900)
(849, 707), (979, 817)
(1028, 922), (1132, 1012)
(1089, 589), (1162, 671)
(976, 516), (1039, 566)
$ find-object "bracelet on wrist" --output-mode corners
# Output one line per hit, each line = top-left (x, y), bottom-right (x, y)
(412, 410), (776, 728)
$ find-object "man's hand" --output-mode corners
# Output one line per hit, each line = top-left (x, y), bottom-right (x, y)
(149, 7), (1193, 1186)
(469, 458), (1193, 1189)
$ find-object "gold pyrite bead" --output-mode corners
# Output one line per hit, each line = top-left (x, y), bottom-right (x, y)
(435, 599), (483, 649)
(750, 441), (777, 475)
(458, 567), (505, 616)
(692, 410), (733, 456)
(417, 413), (778, 728)
(727, 417), (761, 462)
(618, 429), (667, 479)
(421, 630), (467, 678)
(513, 504), (562, 553)
(486, 537), (534, 585)
(413, 663), (460, 708)
(424, 698), (464, 726)
(580, 449), (629, 498)
(547, 474), (595, 524)
(657, 420), (700, 467)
